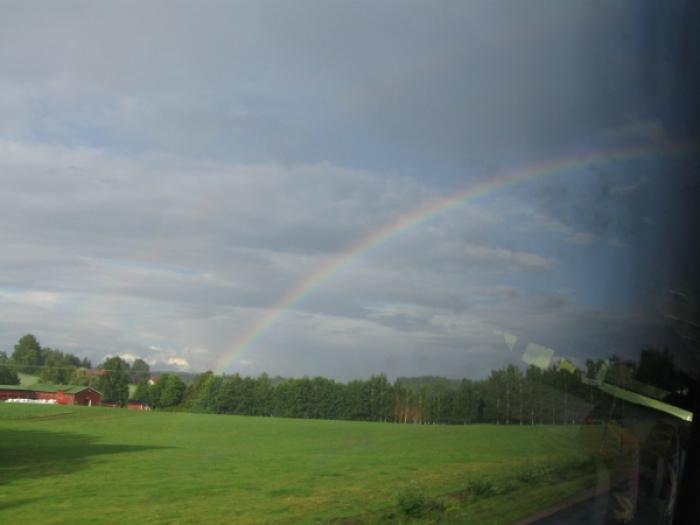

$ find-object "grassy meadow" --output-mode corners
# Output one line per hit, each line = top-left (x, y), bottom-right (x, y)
(0, 404), (599, 524)
(17, 372), (39, 385)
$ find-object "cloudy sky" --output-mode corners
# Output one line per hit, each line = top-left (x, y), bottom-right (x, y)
(1, 1), (698, 379)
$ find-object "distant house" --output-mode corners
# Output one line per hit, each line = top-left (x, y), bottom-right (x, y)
(86, 369), (107, 378)
(127, 402), (151, 411)
(147, 375), (160, 385)
(0, 384), (102, 406)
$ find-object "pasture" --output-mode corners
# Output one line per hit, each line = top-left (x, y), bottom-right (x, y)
(17, 372), (39, 385)
(0, 404), (597, 524)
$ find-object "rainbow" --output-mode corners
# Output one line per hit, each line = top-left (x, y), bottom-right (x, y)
(216, 142), (698, 373)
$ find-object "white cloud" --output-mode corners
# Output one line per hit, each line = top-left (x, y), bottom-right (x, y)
(460, 244), (558, 269)
(514, 207), (598, 245)
(166, 357), (191, 370)
(0, 288), (63, 308)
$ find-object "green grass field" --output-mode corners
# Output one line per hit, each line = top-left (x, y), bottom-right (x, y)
(18, 372), (39, 385)
(0, 404), (599, 524)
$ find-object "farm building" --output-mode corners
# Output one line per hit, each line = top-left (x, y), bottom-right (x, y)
(127, 402), (151, 410)
(0, 384), (102, 406)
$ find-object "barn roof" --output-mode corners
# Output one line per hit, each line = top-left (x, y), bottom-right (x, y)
(0, 384), (101, 395)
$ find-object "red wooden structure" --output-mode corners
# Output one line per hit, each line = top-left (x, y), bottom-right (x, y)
(0, 384), (102, 405)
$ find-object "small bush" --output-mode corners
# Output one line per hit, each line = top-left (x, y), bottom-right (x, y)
(396, 488), (445, 518)
(468, 477), (516, 497)
(516, 463), (552, 484)
(493, 479), (516, 495)
(467, 478), (496, 497)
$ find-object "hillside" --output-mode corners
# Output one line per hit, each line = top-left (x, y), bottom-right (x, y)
(18, 372), (39, 385)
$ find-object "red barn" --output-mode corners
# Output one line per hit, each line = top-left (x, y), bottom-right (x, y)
(0, 384), (102, 406)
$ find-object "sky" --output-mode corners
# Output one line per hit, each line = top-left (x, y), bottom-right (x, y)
(1, 1), (698, 379)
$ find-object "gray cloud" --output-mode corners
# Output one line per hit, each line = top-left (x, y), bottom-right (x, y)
(1, 2), (697, 379)
(0, 139), (576, 375)
(1, 2), (687, 169)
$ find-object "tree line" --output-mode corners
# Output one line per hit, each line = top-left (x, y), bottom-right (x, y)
(3, 334), (686, 424)
(145, 366), (591, 424)
(130, 347), (688, 424)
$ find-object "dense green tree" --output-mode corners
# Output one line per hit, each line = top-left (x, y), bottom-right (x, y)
(393, 380), (415, 423)
(131, 380), (151, 403)
(130, 358), (150, 384)
(69, 368), (100, 387)
(271, 379), (297, 417)
(191, 374), (223, 412)
(12, 334), (42, 373)
(97, 356), (130, 406)
(181, 371), (214, 409)
(215, 374), (242, 413)
(0, 363), (20, 384)
(39, 348), (79, 384)
(148, 376), (165, 407)
(252, 373), (274, 416)
(39, 349), (64, 383)
(345, 379), (369, 420)
(159, 374), (186, 408)
(367, 374), (393, 422)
